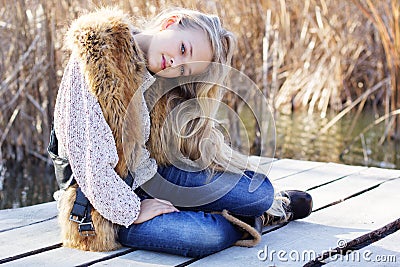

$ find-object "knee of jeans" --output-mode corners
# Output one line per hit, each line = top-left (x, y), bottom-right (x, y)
(252, 194), (275, 216)
(238, 180), (275, 217)
(193, 225), (237, 253)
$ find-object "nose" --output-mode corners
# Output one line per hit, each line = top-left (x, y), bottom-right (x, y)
(169, 57), (182, 68)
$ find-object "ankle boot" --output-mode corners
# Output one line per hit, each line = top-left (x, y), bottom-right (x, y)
(282, 190), (313, 220)
(262, 190), (313, 226)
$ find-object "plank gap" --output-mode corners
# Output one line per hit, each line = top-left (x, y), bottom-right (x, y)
(306, 175), (351, 191)
(175, 258), (201, 267)
(262, 222), (289, 235)
(173, 224), (289, 267)
(312, 177), (400, 213)
(0, 215), (57, 233)
(273, 164), (326, 181)
(0, 243), (62, 264)
(74, 247), (137, 267)
(304, 217), (400, 267)
(312, 184), (380, 212)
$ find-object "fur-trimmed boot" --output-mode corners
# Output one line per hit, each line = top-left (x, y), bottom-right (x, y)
(263, 190), (313, 226)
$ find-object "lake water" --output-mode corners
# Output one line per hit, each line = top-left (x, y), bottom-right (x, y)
(0, 109), (399, 209)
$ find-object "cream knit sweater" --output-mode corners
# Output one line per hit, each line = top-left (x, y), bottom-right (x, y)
(54, 57), (157, 227)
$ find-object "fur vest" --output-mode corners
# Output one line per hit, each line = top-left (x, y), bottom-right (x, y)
(59, 8), (261, 252)
(59, 8), (146, 251)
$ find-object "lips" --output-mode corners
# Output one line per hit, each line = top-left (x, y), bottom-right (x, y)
(161, 54), (166, 70)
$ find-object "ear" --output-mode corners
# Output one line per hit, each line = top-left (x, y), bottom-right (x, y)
(161, 16), (179, 30)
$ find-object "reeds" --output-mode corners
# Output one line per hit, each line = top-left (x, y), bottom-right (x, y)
(0, 0), (398, 163)
(350, 0), (400, 138)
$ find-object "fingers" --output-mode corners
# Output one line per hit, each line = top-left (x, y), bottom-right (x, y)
(159, 206), (180, 215)
(145, 198), (179, 212)
(154, 198), (179, 212)
(134, 198), (180, 224)
(141, 201), (179, 221)
(154, 198), (174, 206)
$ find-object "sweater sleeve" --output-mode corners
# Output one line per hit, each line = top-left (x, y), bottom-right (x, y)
(54, 57), (140, 227)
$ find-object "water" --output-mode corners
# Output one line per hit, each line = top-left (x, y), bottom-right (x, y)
(0, 159), (57, 210)
(273, 109), (400, 168)
(0, 109), (399, 210)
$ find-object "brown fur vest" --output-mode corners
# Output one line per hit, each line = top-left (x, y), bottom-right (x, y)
(59, 8), (146, 251)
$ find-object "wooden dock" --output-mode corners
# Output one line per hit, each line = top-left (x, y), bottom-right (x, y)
(1, 158), (399, 266)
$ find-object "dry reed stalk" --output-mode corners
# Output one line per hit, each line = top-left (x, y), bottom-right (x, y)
(341, 109), (400, 158)
(268, 0), (384, 117)
(0, 0), (396, 161)
(320, 78), (390, 134)
(351, 0), (400, 139)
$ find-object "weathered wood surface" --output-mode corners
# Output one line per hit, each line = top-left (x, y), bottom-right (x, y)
(0, 158), (399, 266)
(0, 219), (60, 259)
(191, 169), (400, 267)
(0, 201), (57, 232)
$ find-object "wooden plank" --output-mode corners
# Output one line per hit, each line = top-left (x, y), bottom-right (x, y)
(0, 217), (188, 267)
(0, 206), (189, 266)
(266, 159), (326, 181)
(92, 250), (190, 266)
(272, 162), (367, 191)
(312, 178), (400, 266)
(4, 243), (190, 267)
(2, 247), (133, 267)
(0, 201), (57, 232)
(1, 161), (398, 266)
(190, 221), (358, 266)
(0, 218), (60, 259)
(191, 171), (400, 266)
(306, 178), (400, 230)
(308, 167), (400, 210)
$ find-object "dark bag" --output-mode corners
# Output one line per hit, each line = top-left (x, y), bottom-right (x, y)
(47, 126), (76, 190)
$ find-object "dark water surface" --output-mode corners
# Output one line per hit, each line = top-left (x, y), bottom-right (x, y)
(0, 109), (399, 209)
(273, 109), (400, 168)
(0, 159), (57, 210)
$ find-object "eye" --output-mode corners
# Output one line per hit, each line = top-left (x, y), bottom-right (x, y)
(181, 43), (186, 55)
(180, 65), (185, 76)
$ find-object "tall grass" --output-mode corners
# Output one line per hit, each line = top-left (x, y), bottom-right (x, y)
(350, 0), (400, 139)
(0, 0), (398, 163)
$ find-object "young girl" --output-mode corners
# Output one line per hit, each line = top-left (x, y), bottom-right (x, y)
(49, 7), (312, 258)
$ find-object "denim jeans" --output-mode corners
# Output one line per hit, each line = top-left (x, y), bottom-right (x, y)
(118, 165), (275, 258)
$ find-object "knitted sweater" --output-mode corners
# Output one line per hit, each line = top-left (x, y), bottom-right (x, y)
(54, 57), (157, 227)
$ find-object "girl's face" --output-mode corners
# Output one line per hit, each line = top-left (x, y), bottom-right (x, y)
(146, 18), (213, 78)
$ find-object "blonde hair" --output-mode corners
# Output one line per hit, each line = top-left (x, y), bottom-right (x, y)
(145, 8), (287, 217)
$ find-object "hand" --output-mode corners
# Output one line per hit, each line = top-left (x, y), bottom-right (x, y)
(134, 198), (179, 224)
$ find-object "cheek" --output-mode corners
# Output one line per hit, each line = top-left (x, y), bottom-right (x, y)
(147, 56), (157, 72)
(147, 37), (162, 62)
(147, 48), (161, 72)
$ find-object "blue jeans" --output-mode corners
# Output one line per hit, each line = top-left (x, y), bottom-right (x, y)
(118, 166), (275, 258)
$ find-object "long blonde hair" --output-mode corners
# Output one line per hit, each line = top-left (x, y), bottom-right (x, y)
(145, 8), (287, 217)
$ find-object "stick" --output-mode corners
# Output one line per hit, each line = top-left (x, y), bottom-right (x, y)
(0, 105), (20, 148)
(304, 217), (400, 267)
(0, 35), (40, 95)
(319, 78), (389, 134)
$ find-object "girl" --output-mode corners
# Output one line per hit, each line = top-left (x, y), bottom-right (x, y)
(49, 7), (312, 258)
